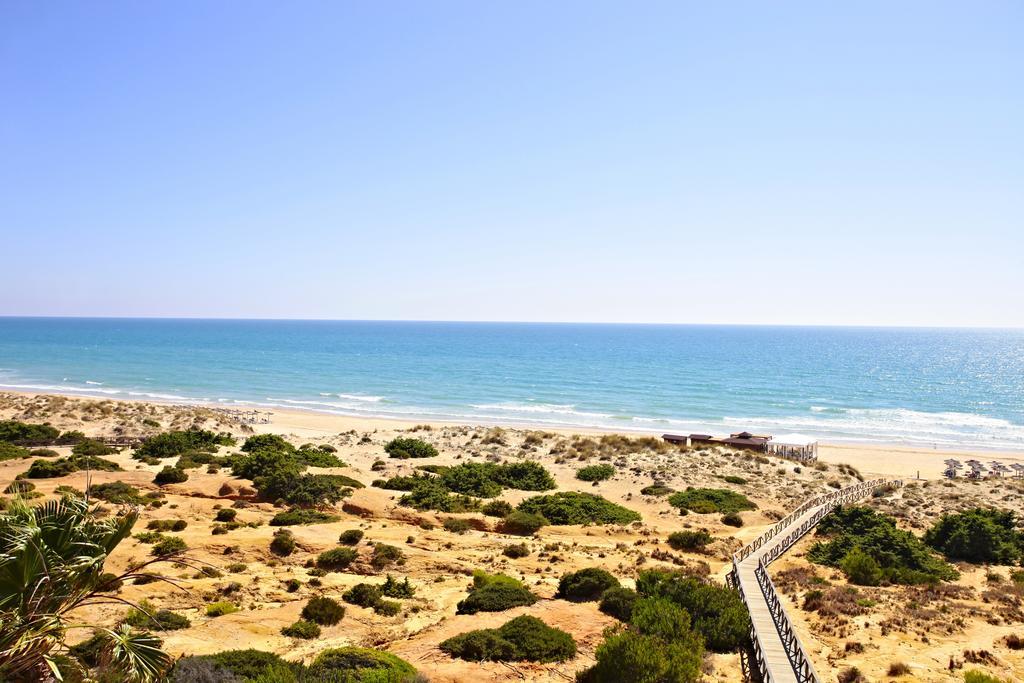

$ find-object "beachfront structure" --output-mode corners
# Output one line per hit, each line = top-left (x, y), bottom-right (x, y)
(766, 433), (819, 462)
(663, 431), (819, 462)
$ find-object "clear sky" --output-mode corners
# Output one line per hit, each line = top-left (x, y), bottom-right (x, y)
(1, 2), (1021, 326)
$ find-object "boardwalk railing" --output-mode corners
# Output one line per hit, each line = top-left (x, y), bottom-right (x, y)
(729, 478), (903, 683)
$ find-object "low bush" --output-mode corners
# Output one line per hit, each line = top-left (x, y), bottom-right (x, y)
(457, 571), (538, 614)
(71, 439), (118, 456)
(482, 500), (514, 517)
(317, 547), (358, 571)
(371, 543), (404, 570)
(809, 506), (958, 584)
(182, 649), (295, 681)
(0, 419), (60, 444)
(270, 529), (296, 556)
(4, 480), (35, 495)
(339, 529), (364, 545)
(576, 464), (615, 482)
(269, 508), (340, 526)
(557, 568), (620, 602)
(722, 512), (744, 527)
(123, 600), (191, 631)
(154, 466), (188, 485)
(636, 569), (749, 652)
(640, 483), (675, 496)
(206, 601), (238, 617)
(598, 586), (638, 621)
(281, 619), (321, 639)
(444, 518), (471, 534)
(579, 597), (704, 683)
(91, 481), (145, 505)
(503, 543), (530, 558)
(214, 508), (237, 523)
(385, 437), (438, 459)
(667, 530), (713, 551)
(441, 615), (576, 663)
(374, 599), (401, 616)
(0, 442), (30, 461)
(517, 492), (641, 525)
(500, 511), (548, 535)
(137, 429), (234, 458)
(146, 519), (187, 532)
(301, 596), (346, 625)
(667, 488), (757, 515)
(151, 536), (188, 556)
(343, 583), (383, 608)
(722, 475), (747, 485)
(306, 647), (417, 681)
(490, 460), (557, 491)
(924, 507), (1024, 565)
(380, 575), (415, 599)
(399, 479), (481, 513)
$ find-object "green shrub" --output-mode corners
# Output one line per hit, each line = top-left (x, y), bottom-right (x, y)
(579, 597), (704, 683)
(722, 475), (747, 485)
(399, 479), (481, 513)
(380, 575), (415, 599)
(145, 519), (187, 532)
(296, 448), (347, 468)
(269, 508), (340, 526)
(301, 596), (346, 625)
(0, 442), (31, 461)
(24, 455), (122, 479)
(963, 671), (1009, 683)
(841, 547), (883, 586)
(206, 601), (238, 617)
(557, 568), (620, 602)
(721, 512), (744, 527)
(503, 543), (530, 559)
(385, 437), (438, 459)
(154, 466), (188, 485)
(491, 460), (557, 491)
(667, 488), (757, 515)
(4, 480), (35, 495)
(198, 649), (295, 680)
(281, 619), (321, 639)
(482, 500), (514, 517)
(441, 615), (576, 663)
(0, 420), (60, 443)
(270, 529), (296, 556)
(152, 536), (188, 556)
(457, 571), (538, 614)
(635, 570), (749, 652)
(317, 547), (358, 571)
(517, 492), (640, 525)
(71, 439), (118, 456)
(640, 483), (675, 496)
(371, 543), (404, 570)
(90, 481), (144, 504)
(123, 600), (191, 631)
(339, 529), (365, 545)
(501, 511), (548, 535)
(598, 586), (638, 621)
(576, 464), (615, 482)
(444, 518), (471, 534)
(373, 599), (401, 616)
(306, 647), (417, 681)
(667, 530), (712, 551)
(214, 508), (237, 523)
(241, 433), (294, 453)
(924, 507), (1024, 565)
(809, 506), (958, 584)
(343, 583), (383, 608)
(136, 429), (234, 458)
(29, 448), (59, 458)
(439, 462), (504, 498)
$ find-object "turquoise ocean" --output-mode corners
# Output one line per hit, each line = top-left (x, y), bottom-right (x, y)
(0, 318), (1022, 451)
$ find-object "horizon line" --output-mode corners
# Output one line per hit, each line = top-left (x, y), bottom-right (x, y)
(0, 314), (1021, 331)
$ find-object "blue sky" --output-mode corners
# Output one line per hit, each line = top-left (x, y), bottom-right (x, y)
(1, 2), (1021, 326)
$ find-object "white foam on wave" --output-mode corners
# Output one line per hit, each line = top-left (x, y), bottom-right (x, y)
(85, 380), (103, 385)
(468, 403), (610, 419)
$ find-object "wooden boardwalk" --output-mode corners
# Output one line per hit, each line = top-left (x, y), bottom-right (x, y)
(729, 479), (900, 683)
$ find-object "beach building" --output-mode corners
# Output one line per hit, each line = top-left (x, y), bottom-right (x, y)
(766, 433), (819, 461)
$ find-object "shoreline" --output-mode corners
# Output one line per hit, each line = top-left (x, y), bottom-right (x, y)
(5, 389), (1024, 479)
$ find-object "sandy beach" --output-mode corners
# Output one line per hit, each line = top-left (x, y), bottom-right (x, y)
(1, 390), (1022, 681)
